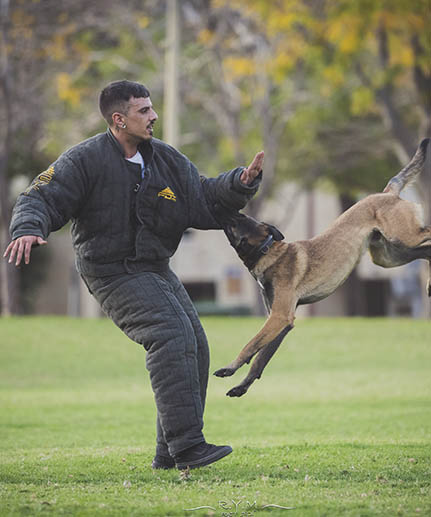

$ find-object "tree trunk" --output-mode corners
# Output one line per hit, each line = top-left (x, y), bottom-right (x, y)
(0, 0), (20, 315)
(0, 153), (20, 315)
(0, 230), (20, 315)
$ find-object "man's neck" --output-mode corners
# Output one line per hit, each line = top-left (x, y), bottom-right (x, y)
(111, 127), (140, 158)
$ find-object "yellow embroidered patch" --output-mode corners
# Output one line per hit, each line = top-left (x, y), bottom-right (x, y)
(25, 165), (55, 194)
(157, 187), (177, 202)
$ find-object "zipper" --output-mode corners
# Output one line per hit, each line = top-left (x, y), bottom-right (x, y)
(135, 166), (151, 224)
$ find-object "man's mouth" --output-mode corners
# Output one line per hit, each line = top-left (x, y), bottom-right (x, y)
(147, 122), (155, 135)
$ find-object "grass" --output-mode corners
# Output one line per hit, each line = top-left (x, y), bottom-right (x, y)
(0, 316), (430, 516)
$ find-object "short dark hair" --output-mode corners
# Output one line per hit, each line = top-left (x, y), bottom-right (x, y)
(99, 80), (150, 125)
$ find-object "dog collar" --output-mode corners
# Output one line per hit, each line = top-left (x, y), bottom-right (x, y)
(244, 234), (275, 271)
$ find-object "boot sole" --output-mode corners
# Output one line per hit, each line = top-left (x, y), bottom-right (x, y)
(152, 461), (175, 469)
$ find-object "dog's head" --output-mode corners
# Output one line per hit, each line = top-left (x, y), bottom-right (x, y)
(221, 212), (284, 268)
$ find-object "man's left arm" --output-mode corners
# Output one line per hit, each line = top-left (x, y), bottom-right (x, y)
(189, 151), (264, 229)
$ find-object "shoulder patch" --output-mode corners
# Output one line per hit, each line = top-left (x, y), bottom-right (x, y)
(24, 165), (55, 194)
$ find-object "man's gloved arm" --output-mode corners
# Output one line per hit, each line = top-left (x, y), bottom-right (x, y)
(189, 152), (264, 229)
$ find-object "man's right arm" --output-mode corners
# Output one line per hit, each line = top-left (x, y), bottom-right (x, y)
(187, 152), (263, 230)
(4, 153), (90, 266)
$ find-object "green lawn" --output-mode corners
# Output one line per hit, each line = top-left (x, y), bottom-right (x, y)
(0, 316), (430, 516)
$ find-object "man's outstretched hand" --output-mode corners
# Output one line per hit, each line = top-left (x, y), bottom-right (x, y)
(240, 151), (264, 185)
(3, 236), (47, 266)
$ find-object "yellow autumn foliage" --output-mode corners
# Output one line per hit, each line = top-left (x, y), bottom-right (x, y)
(389, 36), (415, 67)
(46, 34), (68, 61)
(56, 73), (82, 107)
(137, 16), (150, 29)
(10, 8), (35, 41)
(351, 86), (375, 116)
(326, 14), (361, 55)
(224, 56), (256, 79)
(198, 29), (214, 45)
(267, 12), (297, 32)
(323, 65), (345, 87)
(267, 51), (296, 83)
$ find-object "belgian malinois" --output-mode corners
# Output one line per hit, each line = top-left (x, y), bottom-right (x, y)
(214, 138), (431, 397)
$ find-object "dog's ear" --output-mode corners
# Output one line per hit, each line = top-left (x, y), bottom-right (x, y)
(266, 223), (284, 241)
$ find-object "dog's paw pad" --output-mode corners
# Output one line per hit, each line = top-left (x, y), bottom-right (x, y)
(214, 368), (235, 378)
(226, 386), (247, 397)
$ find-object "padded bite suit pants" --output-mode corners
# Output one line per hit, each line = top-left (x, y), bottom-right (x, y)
(82, 268), (210, 457)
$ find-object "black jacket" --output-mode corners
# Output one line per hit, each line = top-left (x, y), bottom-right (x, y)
(10, 130), (260, 276)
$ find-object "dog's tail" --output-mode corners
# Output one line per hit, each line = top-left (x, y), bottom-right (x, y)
(383, 138), (430, 195)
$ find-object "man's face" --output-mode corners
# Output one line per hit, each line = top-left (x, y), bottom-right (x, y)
(121, 96), (158, 141)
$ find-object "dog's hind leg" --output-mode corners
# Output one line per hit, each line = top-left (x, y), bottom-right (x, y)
(225, 324), (293, 397)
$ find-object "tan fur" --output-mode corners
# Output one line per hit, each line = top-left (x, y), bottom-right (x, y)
(215, 139), (431, 397)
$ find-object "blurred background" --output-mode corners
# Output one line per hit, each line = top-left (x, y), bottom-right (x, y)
(0, 0), (430, 318)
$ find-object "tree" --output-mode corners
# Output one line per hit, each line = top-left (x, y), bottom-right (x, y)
(181, 1), (313, 217)
(317, 0), (430, 207)
(181, 0), (429, 209)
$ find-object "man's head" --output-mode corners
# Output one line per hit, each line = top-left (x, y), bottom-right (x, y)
(99, 80), (158, 141)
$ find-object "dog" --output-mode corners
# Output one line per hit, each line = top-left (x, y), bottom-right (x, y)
(214, 138), (431, 397)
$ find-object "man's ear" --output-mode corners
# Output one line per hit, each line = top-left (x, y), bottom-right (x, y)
(112, 112), (125, 128)
(266, 223), (284, 241)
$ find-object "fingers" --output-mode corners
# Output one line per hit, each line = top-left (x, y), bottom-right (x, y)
(240, 169), (250, 184)
(248, 151), (264, 172)
(241, 151), (264, 185)
(16, 239), (26, 266)
(3, 241), (15, 260)
(3, 235), (45, 266)
(24, 239), (34, 265)
(4, 240), (19, 265)
(240, 169), (251, 184)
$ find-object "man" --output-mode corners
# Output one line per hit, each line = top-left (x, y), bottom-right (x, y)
(4, 80), (263, 470)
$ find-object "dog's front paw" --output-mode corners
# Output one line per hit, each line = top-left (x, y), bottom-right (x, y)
(226, 385), (247, 397)
(214, 367), (236, 378)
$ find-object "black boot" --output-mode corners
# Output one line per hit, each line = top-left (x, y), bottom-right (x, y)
(152, 454), (176, 469)
(174, 442), (232, 470)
